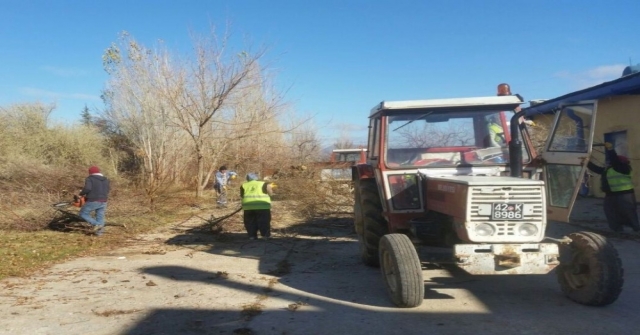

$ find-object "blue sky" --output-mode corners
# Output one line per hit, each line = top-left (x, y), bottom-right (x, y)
(1, 0), (639, 145)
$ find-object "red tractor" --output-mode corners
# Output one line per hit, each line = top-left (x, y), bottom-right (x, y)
(352, 90), (623, 307)
(320, 148), (368, 181)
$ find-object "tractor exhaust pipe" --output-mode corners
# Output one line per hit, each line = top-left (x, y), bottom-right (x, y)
(497, 84), (526, 178)
(509, 109), (526, 178)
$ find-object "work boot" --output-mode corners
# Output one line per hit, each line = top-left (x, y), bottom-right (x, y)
(93, 225), (105, 236)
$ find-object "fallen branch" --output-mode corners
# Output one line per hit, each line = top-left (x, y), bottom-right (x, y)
(200, 207), (242, 233)
(49, 204), (127, 232)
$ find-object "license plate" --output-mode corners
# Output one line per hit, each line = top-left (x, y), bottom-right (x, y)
(491, 203), (523, 220)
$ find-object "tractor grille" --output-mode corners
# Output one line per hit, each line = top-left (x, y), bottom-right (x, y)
(469, 186), (544, 237)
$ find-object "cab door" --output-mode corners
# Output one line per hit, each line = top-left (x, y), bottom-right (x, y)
(541, 101), (597, 222)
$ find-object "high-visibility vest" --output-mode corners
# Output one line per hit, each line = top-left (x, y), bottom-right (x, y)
(241, 180), (271, 210)
(606, 168), (634, 192)
(489, 123), (504, 143)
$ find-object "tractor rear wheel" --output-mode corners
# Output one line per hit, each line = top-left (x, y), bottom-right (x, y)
(379, 234), (424, 308)
(356, 179), (387, 267)
(556, 231), (623, 306)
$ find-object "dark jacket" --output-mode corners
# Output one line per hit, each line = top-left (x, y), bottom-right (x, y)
(587, 149), (633, 195)
(79, 174), (111, 202)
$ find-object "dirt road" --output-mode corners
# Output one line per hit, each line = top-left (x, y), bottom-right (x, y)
(1, 200), (639, 335)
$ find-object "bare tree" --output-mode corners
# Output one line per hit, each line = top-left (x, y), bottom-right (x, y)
(285, 115), (322, 166)
(332, 124), (356, 149)
(102, 33), (192, 204)
(162, 30), (288, 197)
(223, 67), (289, 177)
(102, 29), (293, 199)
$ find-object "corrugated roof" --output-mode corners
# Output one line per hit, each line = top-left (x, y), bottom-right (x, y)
(523, 71), (640, 116)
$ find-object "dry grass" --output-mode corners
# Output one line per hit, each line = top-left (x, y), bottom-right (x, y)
(92, 309), (141, 317)
(240, 302), (264, 320)
(0, 189), (215, 280)
(0, 231), (95, 278)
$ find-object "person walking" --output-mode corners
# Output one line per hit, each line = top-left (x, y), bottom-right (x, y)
(587, 142), (640, 233)
(78, 166), (110, 236)
(240, 173), (274, 240)
(214, 165), (237, 208)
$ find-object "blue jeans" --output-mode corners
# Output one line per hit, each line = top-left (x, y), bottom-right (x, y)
(79, 201), (107, 232)
(214, 184), (227, 204)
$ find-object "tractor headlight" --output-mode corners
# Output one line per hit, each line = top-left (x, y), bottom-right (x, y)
(475, 223), (496, 236)
(518, 223), (539, 236)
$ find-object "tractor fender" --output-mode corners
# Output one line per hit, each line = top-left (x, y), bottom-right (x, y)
(352, 164), (375, 181)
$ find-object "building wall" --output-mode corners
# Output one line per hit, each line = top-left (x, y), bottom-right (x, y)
(589, 95), (640, 198)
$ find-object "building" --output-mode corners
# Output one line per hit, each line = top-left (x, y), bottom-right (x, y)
(523, 66), (640, 198)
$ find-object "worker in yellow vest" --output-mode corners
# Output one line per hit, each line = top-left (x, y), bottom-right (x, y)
(486, 115), (506, 147)
(240, 173), (274, 240)
(587, 142), (640, 233)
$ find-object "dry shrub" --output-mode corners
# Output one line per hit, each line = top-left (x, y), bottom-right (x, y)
(0, 103), (116, 231)
(272, 166), (354, 219)
(527, 114), (554, 155)
(0, 161), (85, 231)
(0, 157), (127, 231)
(0, 103), (109, 168)
(41, 124), (109, 167)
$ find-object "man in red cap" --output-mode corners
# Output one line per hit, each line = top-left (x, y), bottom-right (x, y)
(78, 166), (111, 236)
(587, 143), (640, 233)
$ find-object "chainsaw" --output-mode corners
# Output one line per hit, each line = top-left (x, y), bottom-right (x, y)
(52, 195), (85, 208)
(72, 195), (86, 207)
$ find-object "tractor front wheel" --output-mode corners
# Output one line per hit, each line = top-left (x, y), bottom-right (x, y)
(556, 231), (624, 306)
(379, 234), (424, 308)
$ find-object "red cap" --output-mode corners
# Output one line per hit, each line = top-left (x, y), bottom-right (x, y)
(617, 156), (630, 164)
(88, 166), (100, 174)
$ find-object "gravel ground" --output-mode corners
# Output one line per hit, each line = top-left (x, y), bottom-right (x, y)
(1, 198), (639, 335)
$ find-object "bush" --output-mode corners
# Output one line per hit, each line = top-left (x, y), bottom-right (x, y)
(270, 166), (354, 218)
(0, 103), (115, 230)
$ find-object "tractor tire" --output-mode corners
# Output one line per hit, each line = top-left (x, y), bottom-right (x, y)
(379, 234), (424, 308)
(357, 179), (388, 267)
(353, 181), (364, 235)
(556, 231), (624, 306)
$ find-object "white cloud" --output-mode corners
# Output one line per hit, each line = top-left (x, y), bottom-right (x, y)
(19, 87), (100, 101)
(554, 64), (627, 90)
(41, 66), (88, 77)
(335, 122), (369, 132)
(586, 65), (626, 79)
